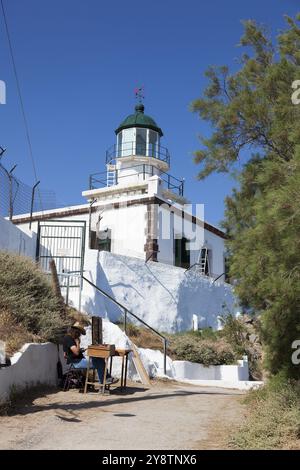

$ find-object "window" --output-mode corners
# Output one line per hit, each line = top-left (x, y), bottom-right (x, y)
(136, 128), (147, 156)
(89, 230), (97, 250)
(175, 236), (190, 269)
(98, 229), (111, 252)
(148, 130), (158, 157)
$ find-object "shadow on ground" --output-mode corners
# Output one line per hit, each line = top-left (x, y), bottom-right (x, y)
(3, 383), (241, 418)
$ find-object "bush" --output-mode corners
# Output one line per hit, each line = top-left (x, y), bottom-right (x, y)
(219, 314), (263, 380)
(0, 251), (68, 352)
(169, 336), (237, 366)
(231, 374), (300, 449)
(189, 327), (219, 341)
(219, 315), (247, 354)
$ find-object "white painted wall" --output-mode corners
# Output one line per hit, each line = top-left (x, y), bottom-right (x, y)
(12, 197), (230, 331)
(80, 251), (238, 332)
(172, 359), (249, 382)
(118, 161), (162, 186)
(204, 230), (226, 278)
(91, 203), (147, 259)
(157, 204), (225, 277)
(0, 215), (36, 258)
(0, 343), (58, 403)
(14, 189), (226, 280)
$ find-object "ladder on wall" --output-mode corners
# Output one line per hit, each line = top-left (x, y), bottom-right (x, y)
(106, 164), (116, 187)
(198, 247), (210, 275)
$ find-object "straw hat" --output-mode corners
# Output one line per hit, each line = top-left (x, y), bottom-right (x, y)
(72, 322), (86, 335)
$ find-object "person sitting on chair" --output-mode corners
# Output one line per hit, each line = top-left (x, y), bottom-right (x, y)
(63, 322), (116, 385)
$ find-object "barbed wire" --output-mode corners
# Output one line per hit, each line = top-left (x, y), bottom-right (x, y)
(0, 161), (59, 218)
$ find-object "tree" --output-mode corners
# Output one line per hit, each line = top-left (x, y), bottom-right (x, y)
(191, 15), (300, 377)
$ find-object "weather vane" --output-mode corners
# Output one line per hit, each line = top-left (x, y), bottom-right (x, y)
(134, 86), (144, 104)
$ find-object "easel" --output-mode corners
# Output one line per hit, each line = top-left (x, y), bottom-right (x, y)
(84, 317), (132, 394)
(84, 344), (115, 395)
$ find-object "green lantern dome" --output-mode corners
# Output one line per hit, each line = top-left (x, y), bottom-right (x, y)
(115, 104), (163, 137)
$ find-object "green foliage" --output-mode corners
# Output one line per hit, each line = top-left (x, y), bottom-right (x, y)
(191, 14), (300, 378)
(177, 327), (219, 341)
(231, 374), (300, 449)
(125, 317), (261, 370)
(225, 152), (300, 377)
(191, 16), (300, 179)
(219, 314), (247, 354)
(168, 335), (237, 366)
(197, 327), (219, 341)
(0, 251), (67, 343)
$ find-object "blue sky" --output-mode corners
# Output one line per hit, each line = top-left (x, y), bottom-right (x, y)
(0, 0), (299, 226)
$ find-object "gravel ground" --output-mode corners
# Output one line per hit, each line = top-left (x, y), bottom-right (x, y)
(0, 380), (244, 450)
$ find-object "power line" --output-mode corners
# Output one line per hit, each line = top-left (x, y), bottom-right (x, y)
(0, 0), (44, 212)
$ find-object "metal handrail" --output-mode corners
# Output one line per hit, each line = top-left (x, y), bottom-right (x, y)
(213, 272), (226, 284)
(89, 163), (184, 196)
(105, 141), (170, 166)
(81, 275), (168, 375)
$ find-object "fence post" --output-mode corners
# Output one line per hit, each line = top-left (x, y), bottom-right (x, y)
(29, 181), (40, 230)
(8, 164), (17, 220)
(65, 274), (70, 306)
(49, 259), (65, 316)
(78, 273), (83, 312)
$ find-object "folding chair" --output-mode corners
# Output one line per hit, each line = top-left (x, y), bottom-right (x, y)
(62, 362), (87, 392)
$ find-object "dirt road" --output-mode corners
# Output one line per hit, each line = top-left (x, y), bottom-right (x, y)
(0, 381), (244, 450)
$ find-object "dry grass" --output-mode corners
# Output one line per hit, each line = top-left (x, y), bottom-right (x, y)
(0, 309), (37, 356)
(66, 306), (90, 326)
(125, 323), (164, 351)
(0, 251), (67, 340)
(231, 375), (300, 449)
(0, 251), (91, 357)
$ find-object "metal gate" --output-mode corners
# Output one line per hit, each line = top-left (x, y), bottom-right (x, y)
(36, 220), (86, 307)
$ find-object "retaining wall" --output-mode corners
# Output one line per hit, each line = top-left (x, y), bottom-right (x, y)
(0, 343), (58, 403)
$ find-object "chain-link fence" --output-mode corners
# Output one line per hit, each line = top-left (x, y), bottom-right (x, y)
(0, 161), (59, 219)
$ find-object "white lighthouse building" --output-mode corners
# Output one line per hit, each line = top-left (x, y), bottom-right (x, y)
(11, 103), (236, 332)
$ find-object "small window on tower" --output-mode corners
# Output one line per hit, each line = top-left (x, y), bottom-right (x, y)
(98, 229), (111, 252)
(136, 128), (147, 156)
(149, 130), (158, 157)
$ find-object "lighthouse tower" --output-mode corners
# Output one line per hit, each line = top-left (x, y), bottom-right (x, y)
(86, 99), (185, 207)
(105, 103), (170, 187)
